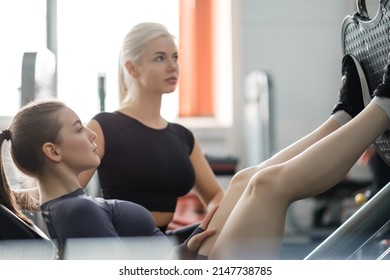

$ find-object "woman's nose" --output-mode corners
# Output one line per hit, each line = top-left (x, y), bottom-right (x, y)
(168, 59), (178, 71)
(86, 127), (97, 141)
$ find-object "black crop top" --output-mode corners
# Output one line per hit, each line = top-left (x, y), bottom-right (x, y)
(93, 112), (195, 212)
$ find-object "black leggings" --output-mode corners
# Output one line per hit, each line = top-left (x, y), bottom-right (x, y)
(160, 222), (201, 244)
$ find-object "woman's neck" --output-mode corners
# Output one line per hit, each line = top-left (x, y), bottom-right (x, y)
(119, 92), (167, 129)
(38, 169), (81, 205)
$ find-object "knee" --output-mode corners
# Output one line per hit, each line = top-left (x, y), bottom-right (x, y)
(227, 166), (258, 193)
(227, 163), (292, 204)
(228, 164), (284, 195)
(246, 164), (287, 199)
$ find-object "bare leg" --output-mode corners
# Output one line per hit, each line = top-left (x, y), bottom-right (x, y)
(208, 103), (389, 259)
(197, 118), (340, 256)
(199, 54), (369, 257)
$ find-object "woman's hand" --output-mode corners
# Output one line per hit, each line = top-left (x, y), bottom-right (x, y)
(186, 205), (218, 253)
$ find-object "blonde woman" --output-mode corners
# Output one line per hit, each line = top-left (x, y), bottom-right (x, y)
(79, 22), (224, 234)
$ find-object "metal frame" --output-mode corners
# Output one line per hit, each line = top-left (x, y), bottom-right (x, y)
(305, 181), (390, 259)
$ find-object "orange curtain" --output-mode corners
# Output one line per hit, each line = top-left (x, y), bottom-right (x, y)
(179, 0), (215, 117)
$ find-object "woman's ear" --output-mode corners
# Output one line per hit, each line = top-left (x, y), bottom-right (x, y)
(125, 61), (137, 78)
(42, 142), (61, 163)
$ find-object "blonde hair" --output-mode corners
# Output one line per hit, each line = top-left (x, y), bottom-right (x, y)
(118, 22), (175, 105)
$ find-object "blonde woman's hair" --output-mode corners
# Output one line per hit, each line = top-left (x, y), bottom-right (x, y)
(118, 22), (175, 105)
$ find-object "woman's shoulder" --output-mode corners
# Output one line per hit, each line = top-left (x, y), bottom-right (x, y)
(169, 122), (193, 134)
(168, 122), (194, 143)
(92, 111), (133, 131)
(92, 111), (120, 122)
(42, 189), (97, 211)
(44, 194), (107, 226)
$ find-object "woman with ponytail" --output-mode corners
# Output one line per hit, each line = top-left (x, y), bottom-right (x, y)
(0, 100), (214, 258)
(0, 103), (64, 239)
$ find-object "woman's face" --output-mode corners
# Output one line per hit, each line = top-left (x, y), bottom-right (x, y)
(55, 107), (100, 174)
(135, 36), (179, 94)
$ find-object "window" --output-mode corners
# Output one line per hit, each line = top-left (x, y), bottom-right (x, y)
(0, 0), (46, 117)
(57, 0), (180, 122)
(1, 0), (233, 128)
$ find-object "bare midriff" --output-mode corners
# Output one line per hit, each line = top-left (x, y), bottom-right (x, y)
(150, 211), (175, 228)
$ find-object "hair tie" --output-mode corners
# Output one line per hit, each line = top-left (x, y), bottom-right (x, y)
(1, 129), (12, 141)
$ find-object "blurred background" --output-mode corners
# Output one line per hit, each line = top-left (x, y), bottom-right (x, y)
(1, 0), (388, 259)
(1, 0), (379, 168)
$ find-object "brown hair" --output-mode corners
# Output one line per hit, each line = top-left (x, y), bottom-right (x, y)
(0, 100), (66, 224)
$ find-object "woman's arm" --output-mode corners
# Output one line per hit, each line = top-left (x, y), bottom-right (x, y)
(190, 139), (225, 211)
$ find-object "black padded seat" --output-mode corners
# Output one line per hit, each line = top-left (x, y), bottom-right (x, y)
(0, 204), (50, 240)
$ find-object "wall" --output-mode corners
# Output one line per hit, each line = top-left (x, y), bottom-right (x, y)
(196, 0), (375, 170)
(233, 0), (353, 168)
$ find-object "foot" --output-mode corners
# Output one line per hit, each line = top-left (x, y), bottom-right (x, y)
(373, 57), (390, 98)
(331, 54), (370, 118)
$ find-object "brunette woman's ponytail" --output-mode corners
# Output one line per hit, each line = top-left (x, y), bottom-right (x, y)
(0, 129), (32, 225)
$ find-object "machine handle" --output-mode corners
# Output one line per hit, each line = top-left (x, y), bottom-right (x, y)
(357, 0), (369, 19)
